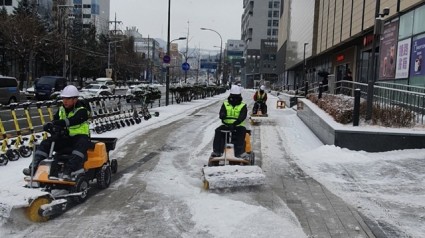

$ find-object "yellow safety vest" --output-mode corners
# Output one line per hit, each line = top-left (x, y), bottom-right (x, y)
(222, 101), (246, 127)
(256, 91), (266, 101)
(59, 106), (90, 136)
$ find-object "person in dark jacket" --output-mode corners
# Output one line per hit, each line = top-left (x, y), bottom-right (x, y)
(23, 85), (91, 180)
(211, 85), (248, 159)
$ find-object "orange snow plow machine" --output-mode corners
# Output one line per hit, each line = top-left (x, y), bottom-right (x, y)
(23, 125), (117, 222)
(202, 129), (266, 190)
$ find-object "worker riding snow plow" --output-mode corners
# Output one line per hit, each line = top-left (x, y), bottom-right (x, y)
(202, 128), (265, 190)
(23, 124), (117, 222)
(20, 86), (118, 222)
(202, 85), (265, 190)
(249, 85), (268, 125)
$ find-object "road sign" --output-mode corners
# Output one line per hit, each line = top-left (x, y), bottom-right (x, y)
(182, 62), (190, 71)
(163, 55), (171, 64)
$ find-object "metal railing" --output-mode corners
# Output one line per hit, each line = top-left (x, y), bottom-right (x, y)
(330, 80), (425, 125)
(277, 79), (425, 125)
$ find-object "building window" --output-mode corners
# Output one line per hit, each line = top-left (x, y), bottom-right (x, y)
(413, 5), (425, 35)
(83, 4), (91, 9)
(268, 20), (272, 27)
(269, 1), (273, 8)
(83, 14), (91, 18)
(268, 10), (272, 17)
(2, 0), (12, 5)
(273, 20), (279, 27)
(267, 29), (272, 36)
(399, 11), (414, 40)
(272, 29), (278, 36)
(273, 11), (279, 18)
(273, 1), (280, 8)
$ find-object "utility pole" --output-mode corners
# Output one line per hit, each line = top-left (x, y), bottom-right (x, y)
(147, 35), (150, 83)
(109, 13), (122, 36)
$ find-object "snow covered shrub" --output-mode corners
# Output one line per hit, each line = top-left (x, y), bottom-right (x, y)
(371, 105), (415, 127)
(307, 94), (416, 127)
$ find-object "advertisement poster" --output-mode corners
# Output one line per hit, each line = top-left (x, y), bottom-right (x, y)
(395, 38), (411, 79)
(379, 20), (399, 80)
(410, 34), (425, 77)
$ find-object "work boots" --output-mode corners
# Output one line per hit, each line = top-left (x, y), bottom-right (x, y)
(22, 155), (45, 176)
(61, 166), (72, 181)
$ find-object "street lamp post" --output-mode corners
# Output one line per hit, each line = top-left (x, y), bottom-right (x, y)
(303, 42), (308, 85)
(200, 27), (222, 85)
(366, 2), (390, 120)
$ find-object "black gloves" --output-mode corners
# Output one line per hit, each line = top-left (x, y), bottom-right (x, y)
(43, 122), (54, 132)
(52, 120), (63, 126)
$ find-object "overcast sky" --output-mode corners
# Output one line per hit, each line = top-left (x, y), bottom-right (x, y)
(110, 0), (243, 52)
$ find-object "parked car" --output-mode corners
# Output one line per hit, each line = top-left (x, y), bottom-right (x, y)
(126, 84), (161, 103)
(24, 86), (35, 100)
(95, 77), (116, 94)
(35, 76), (67, 101)
(80, 84), (113, 97)
(0, 75), (20, 104)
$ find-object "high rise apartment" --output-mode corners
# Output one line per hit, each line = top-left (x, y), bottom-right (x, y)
(241, 0), (280, 88)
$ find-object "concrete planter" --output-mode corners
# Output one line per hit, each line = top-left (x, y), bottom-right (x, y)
(296, 98), (425, 152)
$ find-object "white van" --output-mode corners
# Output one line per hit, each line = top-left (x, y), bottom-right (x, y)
(95, 77), (116, 94)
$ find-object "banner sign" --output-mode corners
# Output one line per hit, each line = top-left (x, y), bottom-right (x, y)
(410, 34), (425, 77)
(395, 38), (411, 79)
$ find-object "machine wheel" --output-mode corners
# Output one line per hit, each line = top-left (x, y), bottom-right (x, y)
(120, 120), (126, 127)
(19, 145), (33, 158)
(250, 152), (255, 166)
(154, 112), (159, 117)
(96, 164), (112, 189)
(0, 154), (8, 166)
(26, 196), (52, 222)
(72, 176), (89, 204)
(111, 159), (118, 174)
(6, 149), (20, 161)
(95, 126), (103, 134)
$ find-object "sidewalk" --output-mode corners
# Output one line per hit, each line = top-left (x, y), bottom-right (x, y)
(252, 118), (380, 238)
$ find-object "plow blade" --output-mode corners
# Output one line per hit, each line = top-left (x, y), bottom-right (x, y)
(39, 199), (68, 218)
(202, 165), (266, 190)
(26, 196), (68, 222)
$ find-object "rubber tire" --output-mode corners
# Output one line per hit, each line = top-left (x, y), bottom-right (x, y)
(111, 159), (118, 174)
(6, 149), (20, 161)
(96, 165), (112, 189)
(0, 154), (8, 166)
(19, 146), (33, 158)
(154, 112), (159, 117)
(26, 196), (52, 222)
(72, 176), (89, 204)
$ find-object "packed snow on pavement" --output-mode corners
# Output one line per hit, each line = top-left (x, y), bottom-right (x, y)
(0, 89), (424, 237)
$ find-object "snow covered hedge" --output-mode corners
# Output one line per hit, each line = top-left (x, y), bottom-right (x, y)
(307, 94), (415, 128)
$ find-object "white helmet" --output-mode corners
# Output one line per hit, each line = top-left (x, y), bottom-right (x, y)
(260, 85), (265, 90)
(60, 85), (79, 98)
(229, 85), (241, 95)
